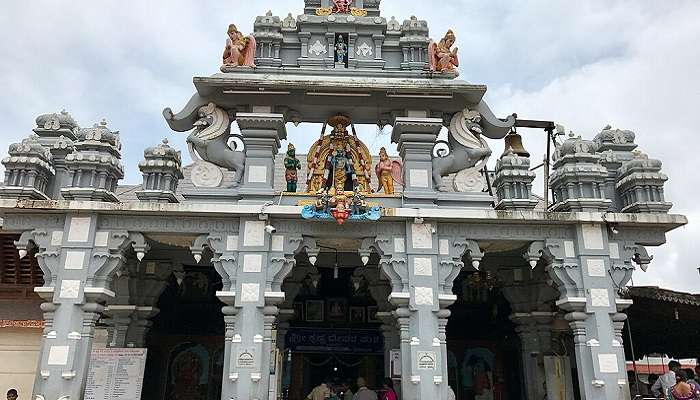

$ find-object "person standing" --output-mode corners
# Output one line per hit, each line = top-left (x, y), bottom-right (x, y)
(379, 378), (397, 400)
(666, 370), (699, 400)
(306, 378), (332, 400)
(6, 390), (18, 400)
(353, 377), (377, 400)
(340, 381), (354, 400)
(684, 369), (700, 394)
(653, 361), (682, 398)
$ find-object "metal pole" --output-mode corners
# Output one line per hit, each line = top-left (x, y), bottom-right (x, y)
(627, 315), (642, 396)
(543, 128), (553, 211)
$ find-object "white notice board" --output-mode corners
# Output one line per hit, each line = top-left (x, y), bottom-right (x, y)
(85, 348), (148, 400)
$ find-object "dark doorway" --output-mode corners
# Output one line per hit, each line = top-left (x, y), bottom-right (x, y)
(141, 265), (225, 400)
(447, 271), (522, 400)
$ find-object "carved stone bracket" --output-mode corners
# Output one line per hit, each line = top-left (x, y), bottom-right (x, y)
(463, 240), (484, 270)
(540, 239), (583, 299)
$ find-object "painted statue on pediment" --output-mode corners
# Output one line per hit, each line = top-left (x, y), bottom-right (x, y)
(375, 147), (403, 195)
(335, 35), (348, 64)
(284, 143), (301, 192)
(222, 24), (256, 68)
(332, 0), (352, 14)
(306, 115), (372, 194)
(429, 29), (459, 72)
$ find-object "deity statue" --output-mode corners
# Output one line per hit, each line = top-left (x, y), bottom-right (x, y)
(329, 182), (351, 225)
(429, 29), (459, 72)
(306, 115), (372, 195)
(335, 35), (348, 64)
(374, 147), (403, 195)
(284, 143), (301, 192)
(332, 0), (352, 14)
(222, 24), (256, 68)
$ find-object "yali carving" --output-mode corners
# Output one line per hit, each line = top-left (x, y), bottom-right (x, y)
(186, 103), (245, 188)
(432, 109), (492, 192)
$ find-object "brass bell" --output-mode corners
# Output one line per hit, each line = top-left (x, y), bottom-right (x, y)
(501, 132), (530, 157)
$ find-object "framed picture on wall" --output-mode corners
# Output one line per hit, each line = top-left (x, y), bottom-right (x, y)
(305, 300), (324, 322)
(327, 298), (347, 322)
(349, 306), (365, 323)
(367, 306), (379, 322)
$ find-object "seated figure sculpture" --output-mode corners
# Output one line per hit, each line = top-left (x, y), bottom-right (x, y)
(429, 29), (459, 72)
(222, 24), (256, 68)
(332, 0), (352, 13)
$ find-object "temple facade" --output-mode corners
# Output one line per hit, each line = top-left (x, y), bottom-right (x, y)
(0, 1), (687, 399)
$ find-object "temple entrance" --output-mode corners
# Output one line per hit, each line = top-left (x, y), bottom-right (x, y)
(447, 270), (521, 400)
(140, 262), (226, 400)
(280, 249), (389, 400)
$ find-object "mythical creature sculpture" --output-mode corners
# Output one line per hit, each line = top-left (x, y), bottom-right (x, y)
(429, 30), (459, 72)
(284, 143), (301, 192)
(432, 109), (492, 192)
(186, 103), (245, 187)
(222, 24), (256, 68)
(375, 147), (402, 195)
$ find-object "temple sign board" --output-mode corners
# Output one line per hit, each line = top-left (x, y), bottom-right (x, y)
(84, 348), (148, 400)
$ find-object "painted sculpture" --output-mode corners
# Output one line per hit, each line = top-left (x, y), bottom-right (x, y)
(302, 115), (379, 224)
(335, 36), (348, 64)
(301, 184), (380, 225)
(284, 144), (302, 192)
(429, 29), (459, 72)
(222, 24), (256, 68)
(432, 109), (492, 192)
(332, 0), (352, 14)
(306, 115), (372, 194)
(186, 103), (245, 188)
(375, 147), (402, 195)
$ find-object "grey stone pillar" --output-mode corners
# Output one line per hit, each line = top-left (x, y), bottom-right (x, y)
(14, 215), (148, 400)
(376, 222), (478, 400)
(197, 217), (303, 400)
(511, 312), (556, 400)
(391, 117), (442, 206)
(377, 313), (398, 376)
(502, 281), (559, 400)
(236, 113), (286, 203)
(539, 223), (636, 400)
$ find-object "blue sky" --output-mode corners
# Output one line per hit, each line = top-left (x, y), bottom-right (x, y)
(1, 0), (699, 292)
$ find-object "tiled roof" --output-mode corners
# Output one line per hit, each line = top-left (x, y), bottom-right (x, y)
(628, 286), (700, 306)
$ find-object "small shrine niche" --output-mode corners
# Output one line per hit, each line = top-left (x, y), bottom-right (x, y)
(334, 33), (349, 67)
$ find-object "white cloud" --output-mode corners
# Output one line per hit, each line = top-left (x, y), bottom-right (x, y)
(488, 2), (700, 292)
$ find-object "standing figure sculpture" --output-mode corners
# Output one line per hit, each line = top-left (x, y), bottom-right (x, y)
(222, 24), (257, 68)
(429, 29), (459, 72)
(335, 36), (348, 64)
(375, 147), (402, 195)
(284, 143), (302, 192)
